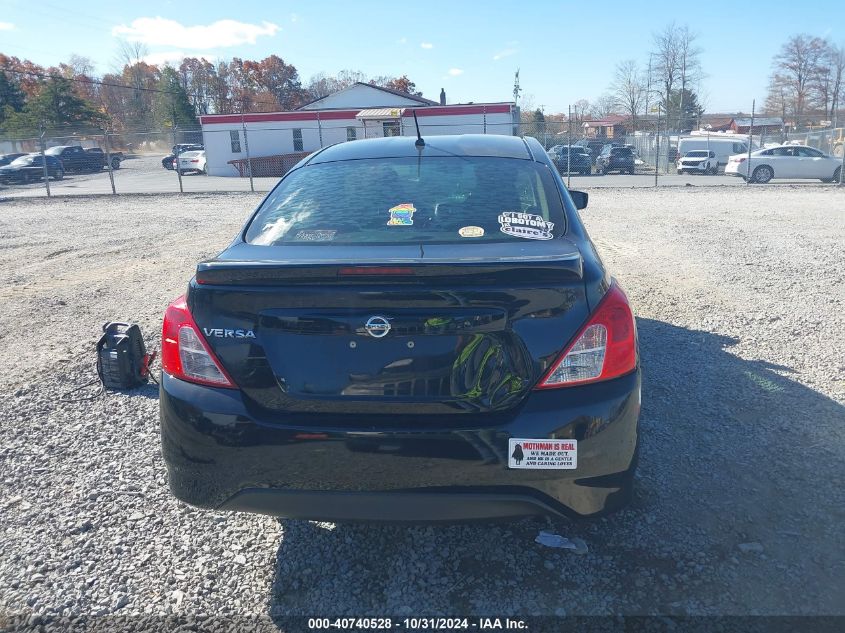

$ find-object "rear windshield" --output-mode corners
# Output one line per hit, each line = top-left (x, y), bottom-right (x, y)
(245, 157), (566, 245)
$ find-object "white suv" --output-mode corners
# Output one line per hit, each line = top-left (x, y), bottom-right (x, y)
(677, 150), (717, 175)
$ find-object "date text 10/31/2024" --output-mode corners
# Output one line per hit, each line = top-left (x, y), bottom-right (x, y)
(307, 617), (529, 630)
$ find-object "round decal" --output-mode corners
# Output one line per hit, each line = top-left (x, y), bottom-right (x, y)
(458, 225), (485, 238)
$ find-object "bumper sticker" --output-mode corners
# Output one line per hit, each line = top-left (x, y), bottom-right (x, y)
(387, 203), (416, 226)
(498, 211), (554, 240)
(508, 438), (577, 469)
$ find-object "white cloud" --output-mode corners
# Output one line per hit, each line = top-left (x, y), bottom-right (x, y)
(448, 68), (463, 76)
(290, 13), (299, 23)
(420, 42), (433, 49)
(397, 37), (407, 44)
(142, 50), (217, 66)
(0, 22), (15, 31)
(112, 17), (279, 49)
(493, 47), (517, 61)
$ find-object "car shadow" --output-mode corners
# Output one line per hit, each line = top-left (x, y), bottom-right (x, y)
(260, 317), (845, 618)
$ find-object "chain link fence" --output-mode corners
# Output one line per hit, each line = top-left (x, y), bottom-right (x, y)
(2, 121), (844, 198)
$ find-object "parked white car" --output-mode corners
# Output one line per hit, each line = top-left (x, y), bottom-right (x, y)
(677, 150), (717, 175)
(725, 145), (842, 183)
(177, 150), (207, 175)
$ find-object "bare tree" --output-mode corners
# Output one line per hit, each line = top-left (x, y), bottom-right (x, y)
(823, 43), (845, 123)
(610, 60), (646, 133)
(651, 23), (702, 131)
(676, 25), (702, 131)
(651, 24), (680, 118)
(590, 94), (616, 119)
(768, 34), (829, 129)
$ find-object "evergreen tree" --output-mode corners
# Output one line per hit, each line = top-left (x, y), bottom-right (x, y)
(1, 77), (103, 136)
(0, 71), (25, 123)
(153, 66), (198, 129)
(664, 88), (705, 131)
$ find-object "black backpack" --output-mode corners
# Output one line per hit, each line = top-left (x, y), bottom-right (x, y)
(96, 322), (154, 390)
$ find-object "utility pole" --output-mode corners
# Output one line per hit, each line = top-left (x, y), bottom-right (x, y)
(654, 104), (660, 188)
(567, 104), (572, 189)
(746, 100), (755, 184)
(172, 102), (184, 193)
(102, 125), (116, 195)
(39, 124), (51, 197)
(241, 98), (254, 193)
(840, 129), (845, 185)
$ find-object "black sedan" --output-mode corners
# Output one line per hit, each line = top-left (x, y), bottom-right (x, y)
(0, 154), (64, 183)
(159, 134), (640, 522)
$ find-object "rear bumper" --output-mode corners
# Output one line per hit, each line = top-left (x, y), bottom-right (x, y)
(160, 370), (641, 521)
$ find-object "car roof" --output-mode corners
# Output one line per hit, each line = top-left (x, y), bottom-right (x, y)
(307, 134), (533, 165)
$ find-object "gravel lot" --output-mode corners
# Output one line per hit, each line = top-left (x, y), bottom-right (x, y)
(0, 187), (843, 628)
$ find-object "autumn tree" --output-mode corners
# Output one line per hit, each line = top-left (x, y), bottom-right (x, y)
(178, 57), (218, 115)
(244, 55), (305, 110)
(379, 75), (422, 97)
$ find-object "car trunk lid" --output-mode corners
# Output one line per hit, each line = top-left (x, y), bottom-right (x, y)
(188, 241), (590, 420)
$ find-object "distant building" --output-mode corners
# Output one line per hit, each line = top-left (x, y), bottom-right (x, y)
(731, 117), (783, 135)
(199, 83), (517, 176)
(699, 115), (783, 135)
(581, 114), (628, 139)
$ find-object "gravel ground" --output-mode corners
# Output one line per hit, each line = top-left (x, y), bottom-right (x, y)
(0, 187), (843, 629)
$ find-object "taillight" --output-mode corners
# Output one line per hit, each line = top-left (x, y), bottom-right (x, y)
(161, 295), (236, 388)
(536, 282), (637, 389)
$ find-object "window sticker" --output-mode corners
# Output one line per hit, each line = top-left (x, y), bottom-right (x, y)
(294, 230), (336, 241)
(387, 203), (416, 226)
(498, 211), (554, 240)
(458, 226), (484, 238)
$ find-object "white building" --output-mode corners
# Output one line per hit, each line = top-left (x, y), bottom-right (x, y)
(198, 83), (517, 176)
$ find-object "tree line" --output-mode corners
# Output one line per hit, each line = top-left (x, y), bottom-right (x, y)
(765, 35), (845, 130)
(0, 44), (421, 138)
(526, 25), (844, 136)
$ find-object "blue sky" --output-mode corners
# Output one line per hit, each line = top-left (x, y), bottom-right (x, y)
(0, 0), (841, 114)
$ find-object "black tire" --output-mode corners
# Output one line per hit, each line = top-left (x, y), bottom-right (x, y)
(833, 167), (842, 183)
(751, 165), (773, 184)
(111, 157), (121, 170)
(53, 168), (64, 181)
(628, 168), (634, 175)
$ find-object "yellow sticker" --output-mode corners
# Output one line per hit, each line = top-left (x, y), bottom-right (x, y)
(387, 203), (416, 226)
(459, 225), (484, 238)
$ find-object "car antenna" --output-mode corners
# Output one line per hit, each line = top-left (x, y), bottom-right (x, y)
(413, 110), (425, 147)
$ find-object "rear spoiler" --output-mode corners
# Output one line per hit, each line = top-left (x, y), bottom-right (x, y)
(195, 255), (583, 286)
